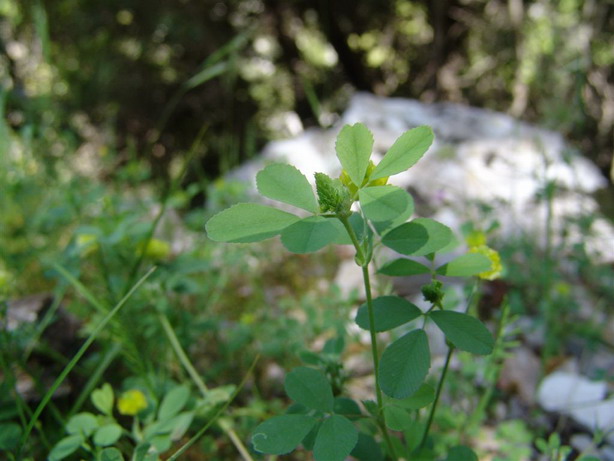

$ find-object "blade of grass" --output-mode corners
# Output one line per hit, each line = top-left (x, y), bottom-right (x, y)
(23, 287), (67, 361)
(67, 342), (122, 418)
(166, 354), (259, 461)
(0, 329), (52, 451)
(159, 313), (208, 395)
(121, 132), (203, 297)
(159, 313), (255, 461)
(153, 28), (252, 145)
(17, 265), (156, 453)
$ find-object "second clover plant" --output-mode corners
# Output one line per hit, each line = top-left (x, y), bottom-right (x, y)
(206, 123), (499, 460)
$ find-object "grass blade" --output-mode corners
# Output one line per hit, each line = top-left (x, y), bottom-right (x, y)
(18, 265), (156, 453)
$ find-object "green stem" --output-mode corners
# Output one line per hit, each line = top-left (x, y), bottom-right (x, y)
(339, 215), (396, 458)
(362, 266), (397, 459)
(465, 301), (510, 434)
(419, 345), (454, 450)
(338, 215), (365, 263)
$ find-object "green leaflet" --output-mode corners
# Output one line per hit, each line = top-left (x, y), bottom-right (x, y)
(281, 216), (340, 253)
(251, 414), (318, 455)
(445, 445), (479, 461)
(205, 203), (298, 243)
(335, 123), (374, 186)
(0, 423), (21, 450)
(333, 397), (362, 420)
(257, 163), (319, 213)
(65, 413), (98, 437)
(284, 367), (334, 412)
(93, 424), (122, 446)
(378, 258), (431, 276)
(355, 296), (422, 332)
(387, 383), (435, 410)
(158, 386), (190, 420)
(370, 126), (434, 180)
(48, 434), (84, 461)
(313, 415), (358, 461)
(351, 432), (384, 461)
(379, 329), (430, 399)
(100, 448), (125, 461)
(383, 405), (413, 431)
(382, 218), (453, 256)
(91, 383), (114, 416)
(429, 310), (494, 355)
(359, 185), (413, 223)
(436, 252), (492, 277)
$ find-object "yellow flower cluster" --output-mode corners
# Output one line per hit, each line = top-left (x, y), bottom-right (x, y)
(117, 389), (148, 416)
(339, 160), (388, 196)
(467, 231), (503, 280)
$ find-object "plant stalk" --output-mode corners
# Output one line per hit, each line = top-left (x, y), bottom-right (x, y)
(339, 215), (396, 458)
(419, 345), (454, 450)
(362, 265), (398, 459)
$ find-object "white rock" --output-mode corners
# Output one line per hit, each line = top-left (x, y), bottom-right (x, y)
(537, 371), (614, 443)
(229, 92), (614, 262)
(537, 371), (606, 412)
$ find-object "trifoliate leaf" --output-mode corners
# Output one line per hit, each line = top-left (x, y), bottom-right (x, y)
(206, 203), (299, 243)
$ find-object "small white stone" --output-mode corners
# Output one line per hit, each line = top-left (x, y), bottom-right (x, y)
(537, 371), (606, 412)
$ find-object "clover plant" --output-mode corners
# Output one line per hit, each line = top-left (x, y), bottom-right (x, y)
(49, 382), (235, 461)
(206, 123), (498, 460)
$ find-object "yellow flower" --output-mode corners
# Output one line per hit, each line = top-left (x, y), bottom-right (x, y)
(469, 245), (503, 280)
(136, 239), (171, 260)
(76, 233), (99, 257)
(465, 230), (487, 248)
(117, 389), (148, 416)
(339, 160), (388, 195)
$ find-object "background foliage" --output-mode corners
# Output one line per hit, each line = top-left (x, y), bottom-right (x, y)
(2, 0), (613, 186)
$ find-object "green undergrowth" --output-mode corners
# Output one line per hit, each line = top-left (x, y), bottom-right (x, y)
(1, 109), (612, 460)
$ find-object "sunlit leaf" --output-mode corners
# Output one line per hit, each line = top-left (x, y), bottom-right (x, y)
(206, 203), (298, 243)
(370, 126), (434, 180)
(281, 216), (339, 253)
(359, 185), (413, 222)
(336, 123), (373, 186)
(257, 163), (318, 213)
